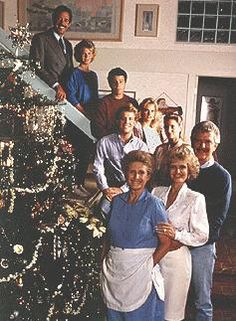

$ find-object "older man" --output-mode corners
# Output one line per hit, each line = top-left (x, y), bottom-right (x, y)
(188, 121), (232, 321)
(93, 104), (148, 214)
(30, 5), (73, 101)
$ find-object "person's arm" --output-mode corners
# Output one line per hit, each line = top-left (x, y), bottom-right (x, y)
(66, 70), (81, 105)
(151, 200), (172, 265)
(30, 34), (57, 88)
(93, 139), (110, 191)
(101, 235), (110, 266)
(153, 233), (171, 266)
(176, 193), (209, 246)
(208, 170), (232, 242)
(91, 98), (108, 139)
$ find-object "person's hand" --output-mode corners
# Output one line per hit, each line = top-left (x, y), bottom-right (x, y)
(56, 84), (67, 101)
(158, 233), (172, 247)
(75, 103), (85, 114)
(156, 222), (176, 239)
(169, 239), (183, 251)
(103, 187), (123, 201)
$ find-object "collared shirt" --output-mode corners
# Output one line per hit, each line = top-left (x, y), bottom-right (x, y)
(93, 133), (148, 191)
(201, 158), (215, 169)
(53, 31), (66, 54)
(52, 32), (66, 89)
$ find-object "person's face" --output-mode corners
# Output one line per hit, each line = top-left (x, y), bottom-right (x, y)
(54, 11), (71, 36)
(164, 119), (181, 143)
(170, 160), (188, 185)
(142, 104), (156, 122)
(126, 162), (150, 192)
(192, 131), (217, 165)
(80, 48), (94, 65)
(118, 111), (136, 135)
(110, 75), (126, 96)
(159, 99), (166, 108)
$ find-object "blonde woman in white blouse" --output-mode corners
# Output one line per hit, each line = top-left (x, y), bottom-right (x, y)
(152, 145), (209, 321)
(134, 98), (162, 154)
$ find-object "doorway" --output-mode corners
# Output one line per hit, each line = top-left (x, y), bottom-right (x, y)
(196, 76), (236, 180)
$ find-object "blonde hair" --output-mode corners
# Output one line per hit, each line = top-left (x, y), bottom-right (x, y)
(164, 145), (200, 181)
(115, 103), (138, 121)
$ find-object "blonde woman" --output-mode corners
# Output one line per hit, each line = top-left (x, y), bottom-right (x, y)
(153, 145), (209, 321)
(135, 98), (162, 153)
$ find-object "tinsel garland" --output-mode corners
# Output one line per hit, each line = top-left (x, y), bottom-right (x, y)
(0, 24), (106, 321)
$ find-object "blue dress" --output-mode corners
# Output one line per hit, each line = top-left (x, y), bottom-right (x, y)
(106, 189), (168, 321)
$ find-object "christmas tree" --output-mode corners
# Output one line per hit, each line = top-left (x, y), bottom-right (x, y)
(0, 24), (105, 320)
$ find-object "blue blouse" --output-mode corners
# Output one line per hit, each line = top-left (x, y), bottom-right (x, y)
(108, 189), (168, 249)
(66, 68), (98, 114)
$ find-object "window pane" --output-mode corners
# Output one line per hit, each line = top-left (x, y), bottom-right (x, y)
(205, 2), (218, 15)
(192, 1), (204, 14)
(204, 16), (217, 29)
(178, 1), (191, 14)
(233, 3), (236, 15)
(176, 28), (189, 41)
(177, 0), (235, 43)
(178, 15), (190, 28)
(203, 30), (216, 42)
(230, 31), (236, 43)
(217, 30), (229, 43)
(190, 30), (202, 41)
(232, 16), (236, 29)
(218, 16), (231, 30)
(219, 2), (231, 15)
(191, 15), (203, 28)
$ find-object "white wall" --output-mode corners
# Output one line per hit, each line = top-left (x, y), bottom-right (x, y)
(3, 0), (236, 140)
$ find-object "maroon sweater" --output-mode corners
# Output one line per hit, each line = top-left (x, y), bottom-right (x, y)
(91, 94), (138, 139)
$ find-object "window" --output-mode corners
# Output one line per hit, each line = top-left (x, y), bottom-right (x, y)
(176, 0), (236, 44)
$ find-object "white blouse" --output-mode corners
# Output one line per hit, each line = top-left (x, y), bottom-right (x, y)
(142, 127), (162, 154)
(152, 183), (209, 246)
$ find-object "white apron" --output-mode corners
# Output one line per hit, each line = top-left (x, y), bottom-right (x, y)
(101, 246), (164, 312)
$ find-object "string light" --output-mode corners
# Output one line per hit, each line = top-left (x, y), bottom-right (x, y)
(0, 41), (105, 319)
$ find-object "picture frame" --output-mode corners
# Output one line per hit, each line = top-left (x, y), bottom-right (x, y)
(200, 96), (222, 127)
(17, 0), (123, 41)
(99, 89), (136, 99)
(135, 4), (159, 37)
(0, 1), (4, 29)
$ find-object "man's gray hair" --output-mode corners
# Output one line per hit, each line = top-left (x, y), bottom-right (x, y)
(191, 121), (220, 145)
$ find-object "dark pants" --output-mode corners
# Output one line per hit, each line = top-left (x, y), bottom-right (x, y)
(64, 121), (94, 185)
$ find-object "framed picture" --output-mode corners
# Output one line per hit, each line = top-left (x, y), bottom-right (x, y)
(18, 0), (123, 41)
(0, 1), (4, 29)
(135, 4), (159, 37)
(99, 89), (136, 99)
(200, 96), (222, 127)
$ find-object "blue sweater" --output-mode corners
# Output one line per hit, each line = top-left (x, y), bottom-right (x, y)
(188, 162), (232, 244)
(66, 68), (98, 117)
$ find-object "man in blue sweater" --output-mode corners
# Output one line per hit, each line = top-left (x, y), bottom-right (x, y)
(189, 121), (232, 321)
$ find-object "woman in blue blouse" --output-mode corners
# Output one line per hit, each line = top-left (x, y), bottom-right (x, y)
(67, 39), (98, 119)
(100, 150), (171, 321)
(66, 40), (98, 195)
